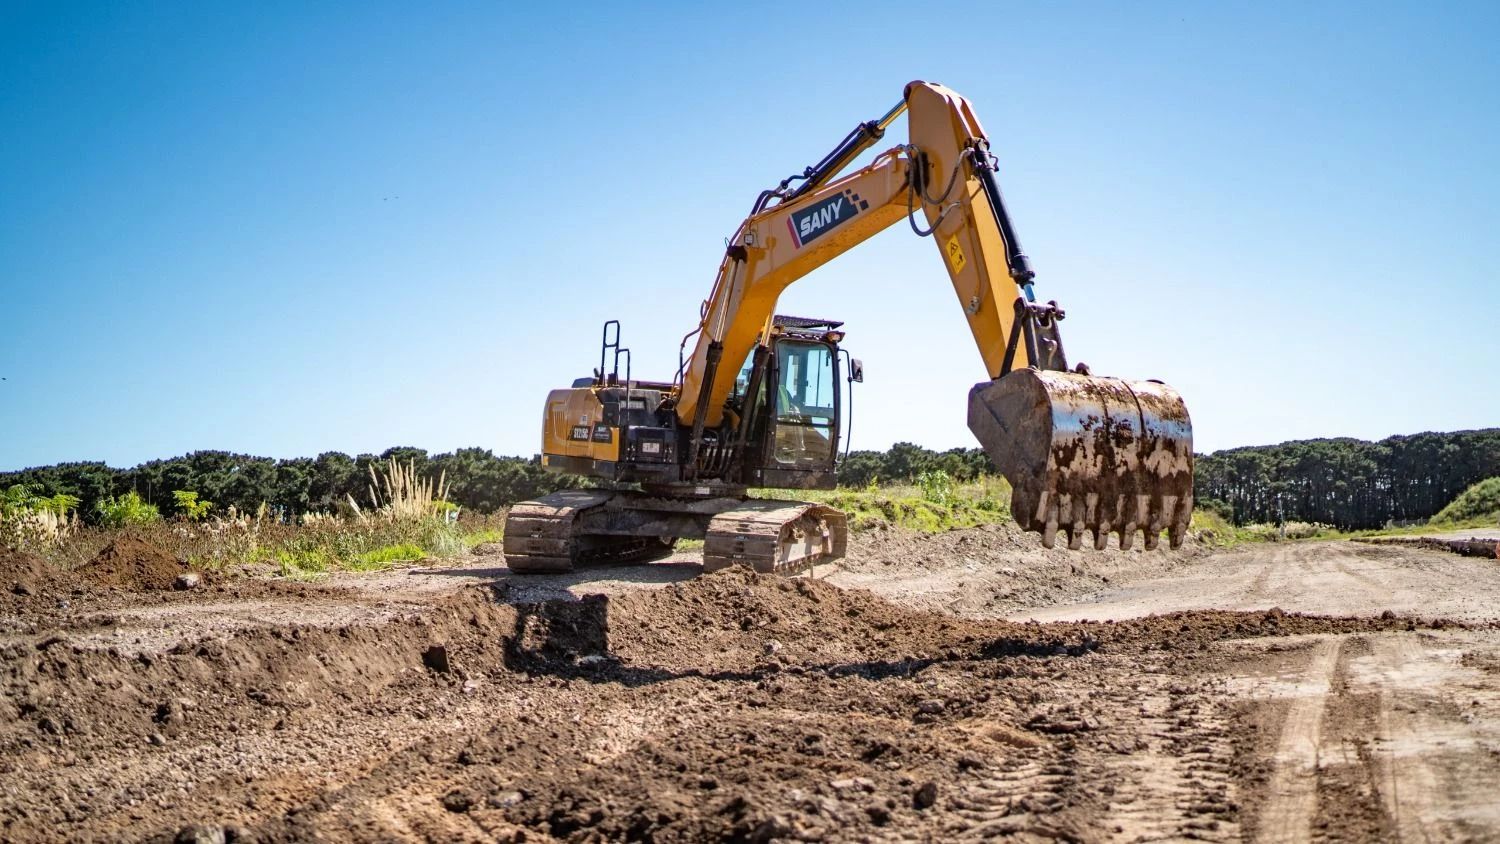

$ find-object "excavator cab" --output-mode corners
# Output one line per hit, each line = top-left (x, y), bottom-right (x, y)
(729, 315), (846, 490)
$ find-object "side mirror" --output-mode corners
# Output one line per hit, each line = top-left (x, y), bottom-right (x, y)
(849, 358), (864, 383)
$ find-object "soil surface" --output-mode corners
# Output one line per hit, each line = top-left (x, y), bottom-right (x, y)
(2, 528), (1498, 842)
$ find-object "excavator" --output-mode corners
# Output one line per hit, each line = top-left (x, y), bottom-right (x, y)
(503, 81), (1194, 575)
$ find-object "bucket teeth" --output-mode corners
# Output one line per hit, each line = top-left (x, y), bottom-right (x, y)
(970, 370), (1194, 552)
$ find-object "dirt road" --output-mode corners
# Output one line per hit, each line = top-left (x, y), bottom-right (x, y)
(2, 529), (1497, 842)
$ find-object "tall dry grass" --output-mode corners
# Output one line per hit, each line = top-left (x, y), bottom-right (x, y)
(0, 508), (80, 548)
(349, 458), (451, 522)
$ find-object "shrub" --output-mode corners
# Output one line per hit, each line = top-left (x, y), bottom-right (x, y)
(172, 490), (214, 521)
(354, 458), (450, 522)
(916, 470), (956, 507)
(96, 491), (162, 527)
(1237, 521), (1337, 542)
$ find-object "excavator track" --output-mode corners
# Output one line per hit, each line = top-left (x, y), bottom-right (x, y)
(702, 501), (847, 575)
(503, 490), (847, 575)
(503, 491), (677, 574)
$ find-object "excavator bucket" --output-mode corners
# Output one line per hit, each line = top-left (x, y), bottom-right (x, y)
(968, 369), (1194, 551)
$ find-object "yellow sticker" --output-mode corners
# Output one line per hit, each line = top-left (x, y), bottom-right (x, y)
(945, 234), (966, 273)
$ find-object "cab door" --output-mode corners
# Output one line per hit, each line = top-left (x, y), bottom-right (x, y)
(757, 339), (840, 487)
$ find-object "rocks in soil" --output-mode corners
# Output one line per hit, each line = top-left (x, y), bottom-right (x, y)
(488, 790), (525, 809)
(174, 824), (225, 844)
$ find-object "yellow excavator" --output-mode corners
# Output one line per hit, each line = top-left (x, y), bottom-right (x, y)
(504, 81), (1193, 574)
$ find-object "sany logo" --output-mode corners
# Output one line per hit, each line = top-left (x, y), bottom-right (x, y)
(786, 189), (869, 249)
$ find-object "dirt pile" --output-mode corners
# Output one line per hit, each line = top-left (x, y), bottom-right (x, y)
(567, 568), (1441, 680)
(75, 535), (206, 591)
(605, 566), (994, 673)
(1355, 535), (1499, 558)
(0, 548), (74, 597)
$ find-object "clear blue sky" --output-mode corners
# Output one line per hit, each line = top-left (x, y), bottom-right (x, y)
(2, 0), (1496, 471)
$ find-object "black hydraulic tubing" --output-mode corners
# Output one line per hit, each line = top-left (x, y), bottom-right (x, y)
(967, 149), (1035, 285)
(684, 341), (723, 481)
(784, 100), (906, 203)
(616, 347), (631, 456)
(730, 345), (770, 481)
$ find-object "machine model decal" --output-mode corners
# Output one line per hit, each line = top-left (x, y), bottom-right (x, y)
(591, 425), (613, 443)
(786, 189), (868, 249)
(569, 425), (591, 441)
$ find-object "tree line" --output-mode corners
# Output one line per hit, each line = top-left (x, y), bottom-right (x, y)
(0, 441), (993, 523)
(835, 443), (993, 488)
(1194, 429), (1500, 529)
(5, 429), (1494, 529)
(0, 447), (579, 523)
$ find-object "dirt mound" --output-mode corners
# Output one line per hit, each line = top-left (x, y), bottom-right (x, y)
(600, 567), (1441, 679)
(75, 536), (205, 591)
(1356, 535), (1499, 558)
(606, 566), (995, 673)
(0, 547), (73, 596)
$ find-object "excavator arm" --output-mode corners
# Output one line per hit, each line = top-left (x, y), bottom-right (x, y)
(676, 81), (1194, 551)
(679, 82), (1047, 427)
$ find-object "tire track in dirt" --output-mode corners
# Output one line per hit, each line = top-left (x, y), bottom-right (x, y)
(1255, 636), (1342, 842)
(1374, 634), (1444, 842)
(1310, 636), (1392, 843)
(940, 754), (1072, 840)
(1356, 632), (1500, 841)
(1085, 681), (1241, 842)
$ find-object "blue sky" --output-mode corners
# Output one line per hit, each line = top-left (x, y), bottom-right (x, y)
(2, 1), (1497, 471)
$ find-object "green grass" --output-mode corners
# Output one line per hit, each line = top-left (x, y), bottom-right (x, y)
(751, 476), (1012, 533)
(39, 471), (1497, 579)
(15, 509), (506, 578)
(274, 547), (331, 580)
(1433, 477), (1500, 525)
(349, 542), (426, 572)
(462, 528), (504, 548)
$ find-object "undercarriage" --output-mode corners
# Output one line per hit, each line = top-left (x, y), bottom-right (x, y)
(502, 488), (847, 575)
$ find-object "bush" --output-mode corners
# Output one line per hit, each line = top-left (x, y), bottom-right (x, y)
(96, 491), (162, 527)
(1433, 477), (1500, 524)
(172, 490), (214, 521)
(1237, 521), (1337, 542)
(916, 470), (956, 507)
